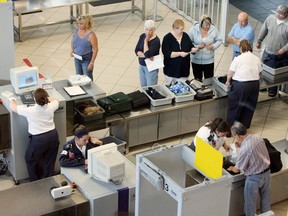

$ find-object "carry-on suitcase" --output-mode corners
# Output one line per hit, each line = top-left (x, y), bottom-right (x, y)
(97, 92), (132, 115)
(127, 90), (150, 109)
(186, 79), (214, 101)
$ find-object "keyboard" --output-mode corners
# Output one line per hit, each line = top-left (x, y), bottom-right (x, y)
(20, 92), (35, 104)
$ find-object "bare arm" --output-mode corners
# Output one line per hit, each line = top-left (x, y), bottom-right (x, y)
(170, 51), (189, 58)
(227, 166), (240, 173)
(71, 30), (76, 57)
(48, 97), (58, 102)
(88, 32), (98, 71)
(9, 99), (18, 113)
(228, 36), (240, 46)
(90, 137), (103, 145)
(226, 69), (235, 86)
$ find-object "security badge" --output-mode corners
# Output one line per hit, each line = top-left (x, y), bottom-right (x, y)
(60, 144), (75, 159)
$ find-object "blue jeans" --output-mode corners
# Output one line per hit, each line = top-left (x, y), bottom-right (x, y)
(244, 171), (271, 216)
(139, 64), (158, 87)
(74, 58), (93, 81)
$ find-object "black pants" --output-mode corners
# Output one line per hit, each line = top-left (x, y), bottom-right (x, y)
(227, 80), (260, 129)
(25, 129), (59, 181)
(192, 62), (214, 81)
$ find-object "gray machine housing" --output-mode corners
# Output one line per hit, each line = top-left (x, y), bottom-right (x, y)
(135, 144), (232, 216)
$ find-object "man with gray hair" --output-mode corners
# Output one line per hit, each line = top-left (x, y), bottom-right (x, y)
(256, 4), (288, 97)
(228, 121), (271, 216)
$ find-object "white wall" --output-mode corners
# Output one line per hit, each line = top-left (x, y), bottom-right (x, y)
(0, 1), (15, 80)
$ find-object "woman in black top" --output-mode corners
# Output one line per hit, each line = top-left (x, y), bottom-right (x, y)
(135, 20), (161, 87)
(162, 19), (197, 84)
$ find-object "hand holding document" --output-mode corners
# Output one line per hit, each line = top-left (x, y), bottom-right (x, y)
(144, 55), (164, 72)
(73, 53), (83, 61)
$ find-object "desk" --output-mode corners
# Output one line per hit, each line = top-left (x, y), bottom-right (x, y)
(0, 174), (89, 216)
(13, 0), (146, 41)
(61, 157), (136, 216)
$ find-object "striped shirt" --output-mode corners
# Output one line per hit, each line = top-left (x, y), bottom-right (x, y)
(235, 134), (270, 176)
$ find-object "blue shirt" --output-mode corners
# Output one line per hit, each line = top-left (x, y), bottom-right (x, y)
(72, 29), (93, 56)
(229, 23), (255, 52)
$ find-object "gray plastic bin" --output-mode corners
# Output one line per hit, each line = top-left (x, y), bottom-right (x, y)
(100, 136), (126, 155)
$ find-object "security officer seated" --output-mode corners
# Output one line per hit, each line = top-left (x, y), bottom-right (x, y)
(59, 124), (102, 168)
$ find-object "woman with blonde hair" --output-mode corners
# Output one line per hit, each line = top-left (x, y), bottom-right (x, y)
(71, 15), (98, 80)
(162, 19), (197, 84)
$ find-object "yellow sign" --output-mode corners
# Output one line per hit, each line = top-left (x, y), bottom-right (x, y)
(0, 0), (8, 2)
(194, 136), (223, 179)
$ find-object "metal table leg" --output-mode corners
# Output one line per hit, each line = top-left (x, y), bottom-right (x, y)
(18, 13), (23, 42)
(147, 0), (163, 21)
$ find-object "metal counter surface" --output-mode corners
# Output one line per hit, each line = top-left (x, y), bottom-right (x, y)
(260, 71), (288, 88)
(61, 157), (136, 216)
(61, 158), (136, 198)
(53, 80), (106, 101)
(120, 73), (288, 120)
(0, 174), (89, 216)
(120, 82), (227, 120)
(271, 139), (288, 172)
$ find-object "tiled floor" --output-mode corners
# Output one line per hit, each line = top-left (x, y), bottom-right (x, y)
(230, 0), (287, 23)
(1, 0), (288, 215)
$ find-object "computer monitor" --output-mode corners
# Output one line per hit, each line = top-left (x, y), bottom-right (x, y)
(87, 143), (125, 183)
(10, 66), (40, 95)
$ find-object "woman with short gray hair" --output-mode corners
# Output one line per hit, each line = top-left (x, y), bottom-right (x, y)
(135, 20), (161, 87)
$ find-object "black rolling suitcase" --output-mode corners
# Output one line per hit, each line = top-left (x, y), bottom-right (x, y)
(127, 90), (150, 109)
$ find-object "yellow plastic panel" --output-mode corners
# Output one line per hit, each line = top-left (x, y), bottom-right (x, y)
(194, 136), (223, 179)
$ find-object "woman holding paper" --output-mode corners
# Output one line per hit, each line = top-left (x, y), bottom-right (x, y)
(188, 15), (222, 81)
(190, 117), (231, 151)
(162, 19), (197, 84)
(135, 20), (161, 87)
(71, 15), (98, 81)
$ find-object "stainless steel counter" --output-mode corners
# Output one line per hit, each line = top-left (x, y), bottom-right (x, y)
(0, 174), (89, 216)
(270, 139), (288, 204)
(52, 80), (106, 102)
(61, 156), (136, 216)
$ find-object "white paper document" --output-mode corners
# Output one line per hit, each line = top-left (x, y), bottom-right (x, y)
(144, 55), (164, 72)
(73, 53), (83, 61)
(63, 85), (86, 97)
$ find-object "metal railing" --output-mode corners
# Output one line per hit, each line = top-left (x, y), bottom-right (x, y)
(159, 0), (229, 43)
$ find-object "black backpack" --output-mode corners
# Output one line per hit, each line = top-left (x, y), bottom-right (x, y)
(263, 138), (283, 173)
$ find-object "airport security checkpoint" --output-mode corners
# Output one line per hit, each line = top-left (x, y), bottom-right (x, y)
(1, 1), (288, 216)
